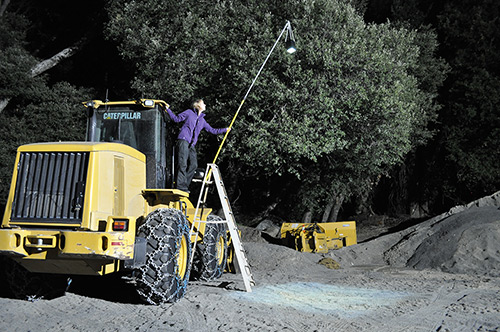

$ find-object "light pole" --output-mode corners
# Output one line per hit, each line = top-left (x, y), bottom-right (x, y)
(212, 20), (296, 164)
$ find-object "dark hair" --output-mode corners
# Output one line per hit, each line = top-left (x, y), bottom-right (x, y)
(192, 99), (203, 111)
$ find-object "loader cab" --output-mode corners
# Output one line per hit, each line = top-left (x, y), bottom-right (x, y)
(84, 99), (175, 189)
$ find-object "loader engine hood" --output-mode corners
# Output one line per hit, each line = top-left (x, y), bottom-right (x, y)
(3, 142), (145, 229)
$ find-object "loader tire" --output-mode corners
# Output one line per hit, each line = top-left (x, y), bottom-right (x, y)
(0, 256), (68, 301)
(135, 208), (192, 304)
(192, 215), (228, 281)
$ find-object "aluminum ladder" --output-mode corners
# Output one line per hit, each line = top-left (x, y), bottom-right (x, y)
(190, 163), (255, 292)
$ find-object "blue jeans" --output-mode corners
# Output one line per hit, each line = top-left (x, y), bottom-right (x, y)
(176, 139), (197, 191)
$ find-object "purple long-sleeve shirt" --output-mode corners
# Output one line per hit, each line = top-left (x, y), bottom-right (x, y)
(167, 108), (227, 146)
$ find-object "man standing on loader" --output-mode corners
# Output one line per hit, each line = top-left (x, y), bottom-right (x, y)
(167, 99), (230, 192)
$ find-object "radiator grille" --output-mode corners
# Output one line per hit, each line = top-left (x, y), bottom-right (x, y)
(11, 151), (89, 225)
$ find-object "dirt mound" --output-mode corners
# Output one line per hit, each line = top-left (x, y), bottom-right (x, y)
(407, 206), (500, 276)
(243, 241), (324, 275)
(331, 191), (500, 277)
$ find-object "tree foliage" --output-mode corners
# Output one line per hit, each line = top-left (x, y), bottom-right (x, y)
(433, 0), (500, 204)
(107, 0), (444, 220)
(363, 0), (451, 216)
(0, 80), (91, 205)
(0, 0), (493, 221)
(0, 4), (91, 205)
(0, 11), (45, 103)
(386, 0), (500, 210)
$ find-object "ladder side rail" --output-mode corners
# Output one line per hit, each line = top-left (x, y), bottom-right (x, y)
(189, 163), (212, 265)
(209, 164), (255, 292)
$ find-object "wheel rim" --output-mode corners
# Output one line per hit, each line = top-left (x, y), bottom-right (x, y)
(177, 235), (188, 279)
(216, 235), (225, 266)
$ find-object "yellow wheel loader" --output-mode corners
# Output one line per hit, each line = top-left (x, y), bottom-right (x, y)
(0, 99), (227, 304)
(280, 221), (357, 253)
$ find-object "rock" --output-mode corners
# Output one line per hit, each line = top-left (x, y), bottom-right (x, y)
(255, 219), (281, 238)
(238, 225), (267, 243)
(318, 257), (341, 270)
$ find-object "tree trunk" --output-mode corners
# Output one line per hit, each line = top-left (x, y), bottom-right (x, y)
(387, 162), (409, 215)
(356, 185), (371, 215)
(328, 194), (344, 222)
(322, 200), (334, 222)
(0, 0), (10, 17)
(0, 99), (10, 113)
(0, 40), (86, 113)
(30, 45), (80, 78)
(326, 193), (344, 222)
(0, 0), (10, 111)
(249, 200), (279, 226)
(302, 210), (312, 223)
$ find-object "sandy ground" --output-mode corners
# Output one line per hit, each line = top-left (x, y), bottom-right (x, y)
(1, 192), (500, 331)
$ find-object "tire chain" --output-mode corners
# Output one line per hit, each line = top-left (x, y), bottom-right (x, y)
(192, 215), (228, 281)
(135, 208), (191, 304)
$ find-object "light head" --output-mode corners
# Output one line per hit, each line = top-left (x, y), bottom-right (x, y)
(285, 21), (296, 54)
